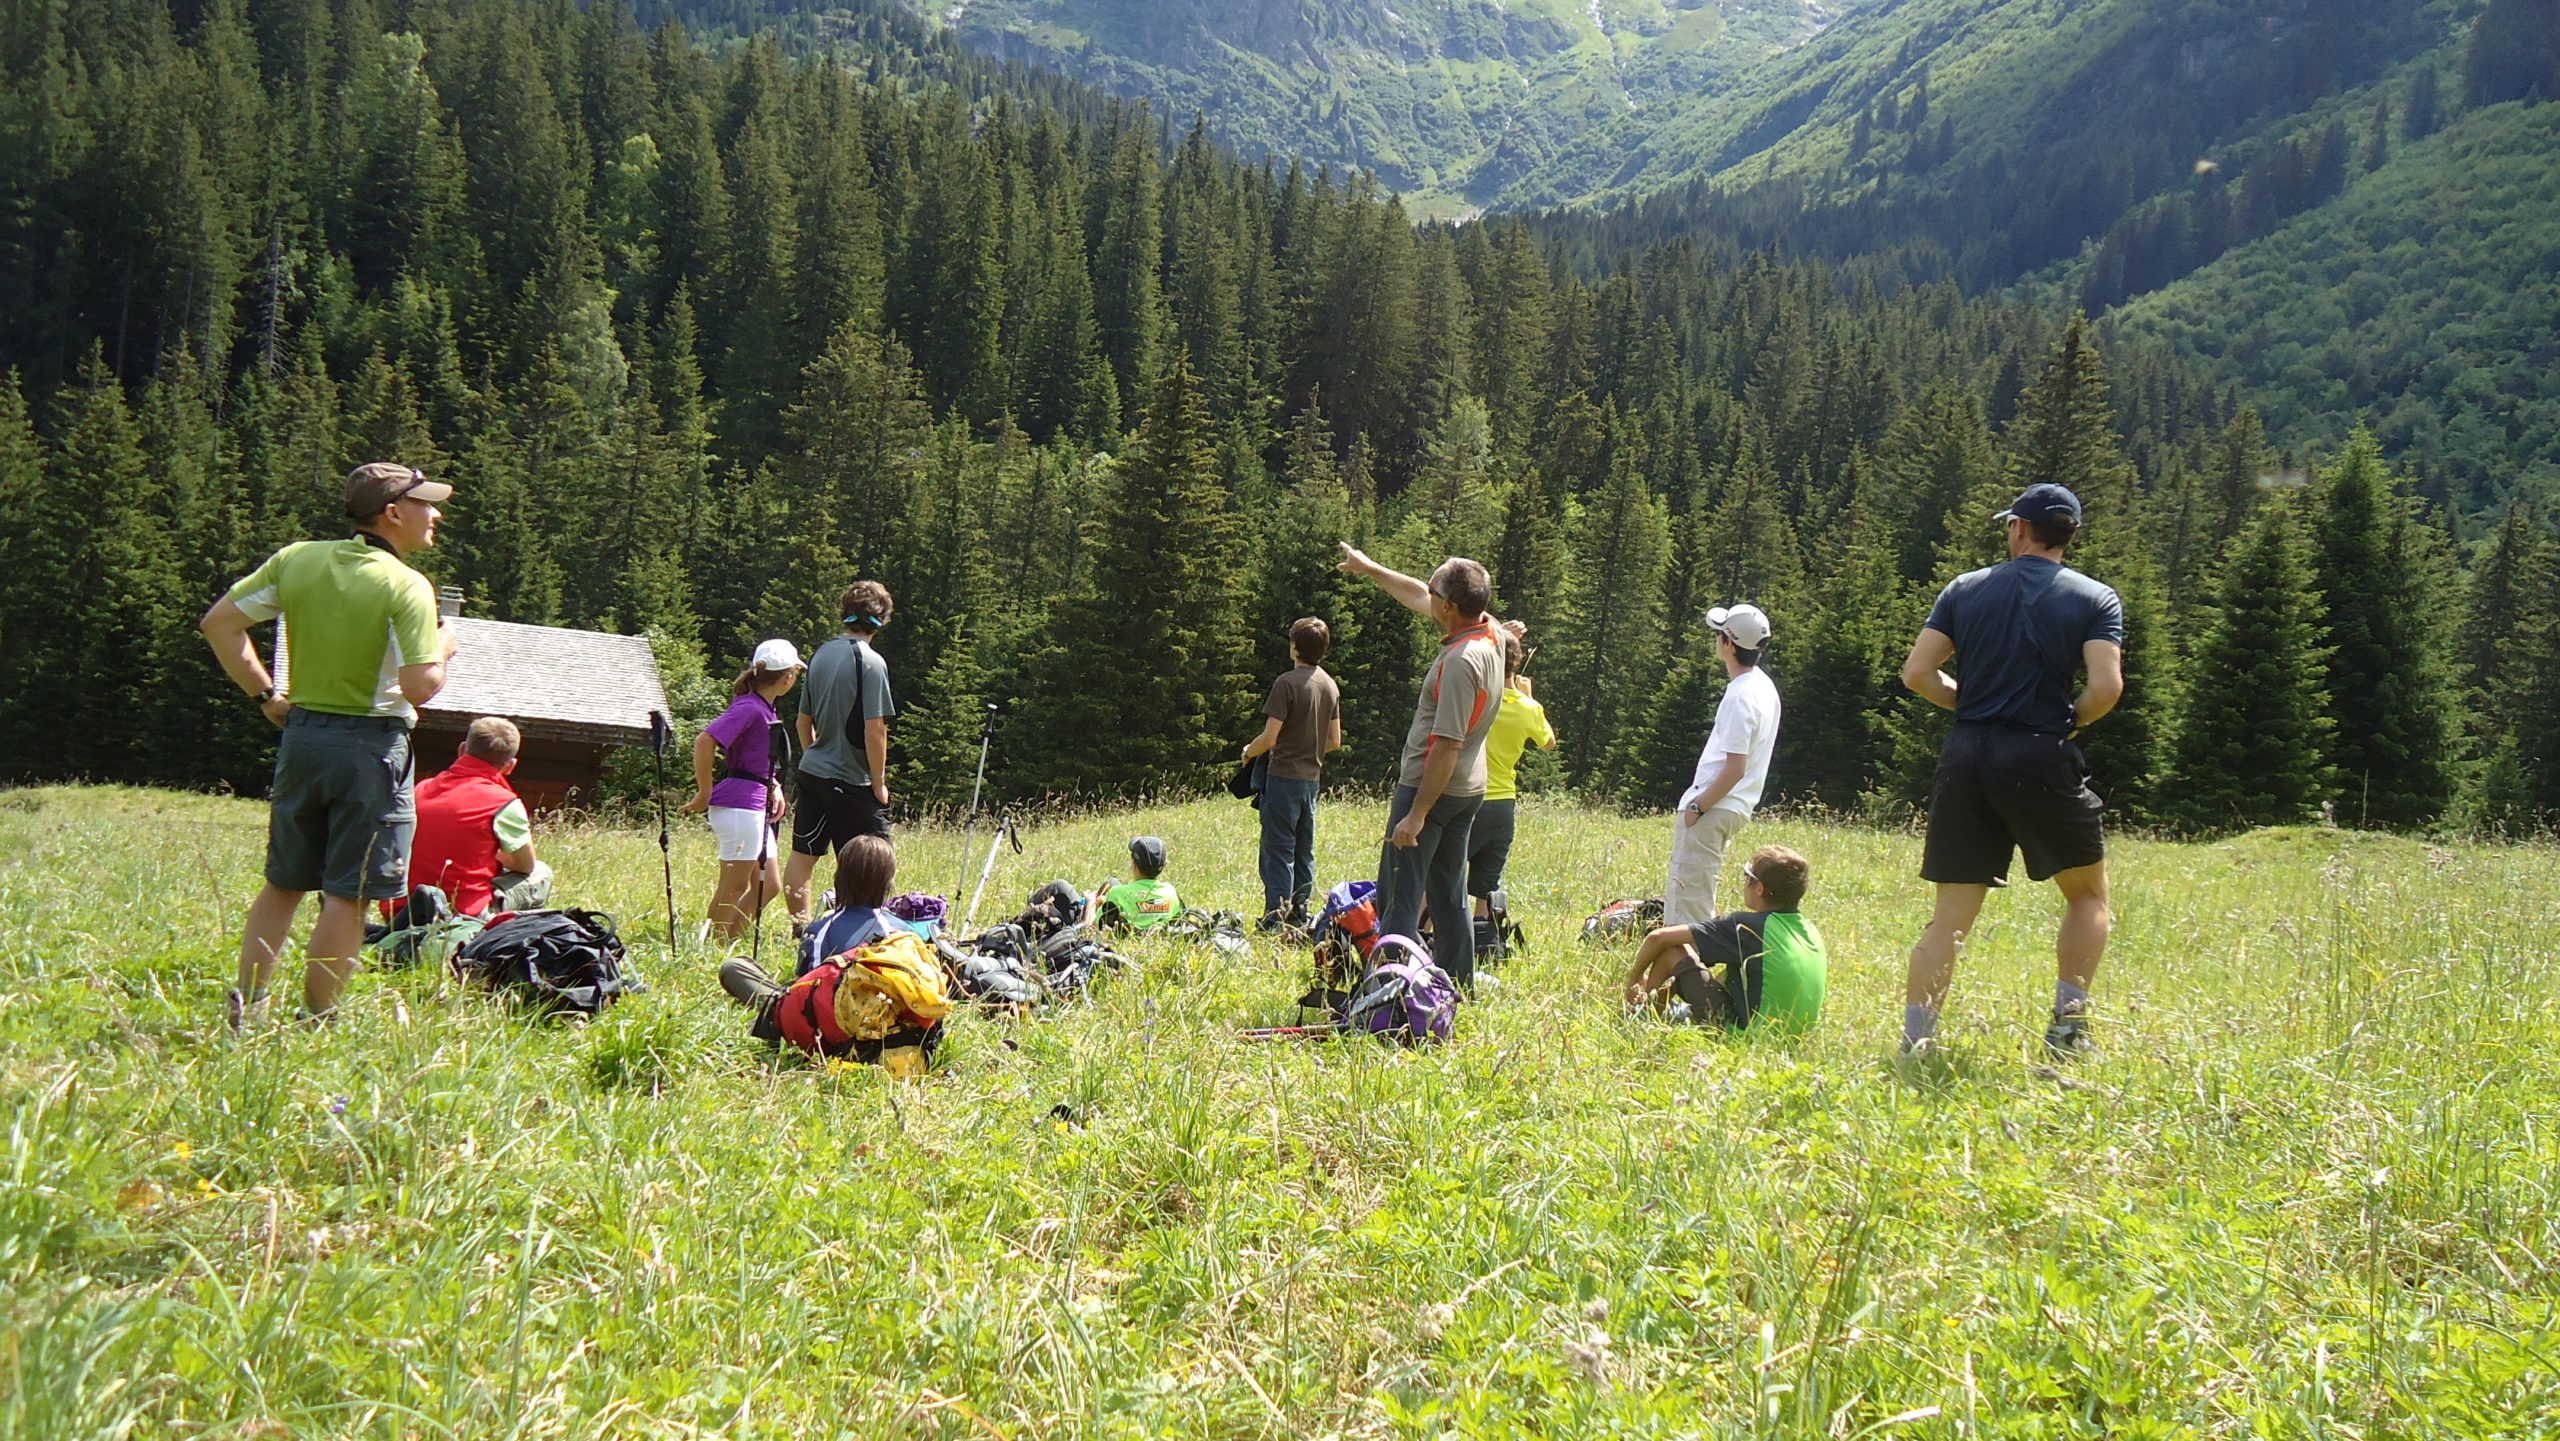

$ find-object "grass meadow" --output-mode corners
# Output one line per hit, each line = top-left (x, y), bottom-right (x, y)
(3, 783), (2557, 1439)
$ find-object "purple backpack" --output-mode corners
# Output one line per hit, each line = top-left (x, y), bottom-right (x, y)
(1341, 934), (1457, 1044)
(885, 892), (949, 939)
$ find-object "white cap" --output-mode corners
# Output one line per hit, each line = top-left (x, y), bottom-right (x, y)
(750, 638), (803, 672)
(1706, 604), (1772, 648)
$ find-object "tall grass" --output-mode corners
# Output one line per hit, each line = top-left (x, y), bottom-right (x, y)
(1, 785), (2556, 1437)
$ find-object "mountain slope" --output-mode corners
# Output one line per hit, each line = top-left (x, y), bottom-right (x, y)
(913, 0), (1885, 212)
(1524, 1), (2480, 285)
(2116, 101), (2560, 512)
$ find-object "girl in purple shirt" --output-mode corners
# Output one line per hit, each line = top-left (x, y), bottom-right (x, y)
(685, 639), (802, 943)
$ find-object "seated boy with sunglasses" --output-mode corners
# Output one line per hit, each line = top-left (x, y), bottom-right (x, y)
(1622, 845), (1826, 1035)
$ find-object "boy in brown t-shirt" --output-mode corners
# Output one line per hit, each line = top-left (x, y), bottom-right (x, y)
(1241, 618), (1343, 927)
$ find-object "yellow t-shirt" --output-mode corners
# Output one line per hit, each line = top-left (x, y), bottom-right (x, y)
(1481, 687), (1555, 801)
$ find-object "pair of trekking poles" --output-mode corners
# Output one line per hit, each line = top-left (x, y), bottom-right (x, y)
(646, 701), (1012, 963)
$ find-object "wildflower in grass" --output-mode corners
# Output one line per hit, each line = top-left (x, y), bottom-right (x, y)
(329, 1096), (349, 1115)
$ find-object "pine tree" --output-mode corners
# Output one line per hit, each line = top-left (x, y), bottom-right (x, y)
(0, 373), (56, 775)
(1551, 434), (1668, 779)
(1011, 362), (1247, 796)
(2308, 430), (2459, 829)
(1776, 469), (1909, 810)
(1251, 399), (1362, 680)
(2002, 316), (2171, 818)
(51, 350), (191, 779)
(2161, 496), (2335, 832)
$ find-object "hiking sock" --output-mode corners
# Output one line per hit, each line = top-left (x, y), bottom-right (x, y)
(1903, 1004), (1940, 1048)
(2053, 980), (2090, 1017)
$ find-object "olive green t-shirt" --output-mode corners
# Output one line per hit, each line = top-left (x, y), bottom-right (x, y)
(230, 540), (440, 720)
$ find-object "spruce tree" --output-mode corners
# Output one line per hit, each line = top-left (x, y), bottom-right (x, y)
(2001, 317), (2172, 818)
(1012, 362), (1247, 796)
(1251, 399), (1362, 681)
(2161, 496), (2335, 833)
(1552, 435), (1669, 779)
(2308, 430), (2459, 829)
(1777, 470), (1909, 810)
(0, 374), (53, 775)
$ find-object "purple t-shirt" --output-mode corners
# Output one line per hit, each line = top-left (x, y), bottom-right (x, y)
(704, 694), (781, 812)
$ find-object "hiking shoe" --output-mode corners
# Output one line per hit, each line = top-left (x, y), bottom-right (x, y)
(719, 957), (783, 1010)
(2042, 1007), (2096, 1061)
(226, 987), (276, 1033)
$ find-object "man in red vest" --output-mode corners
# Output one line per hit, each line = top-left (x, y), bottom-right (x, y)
(408, 718), (548, 916)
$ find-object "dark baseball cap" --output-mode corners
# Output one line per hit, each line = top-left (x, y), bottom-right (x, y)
(345, 462), (452, 519)
(1128, 836), (1168, 874)
(1995, 483), (2081, 527)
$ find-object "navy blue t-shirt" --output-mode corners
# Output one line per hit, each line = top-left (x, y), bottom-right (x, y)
(1924, 557), (2125, 733)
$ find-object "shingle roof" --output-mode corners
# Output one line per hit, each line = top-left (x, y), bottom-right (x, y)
(277, 617), (668, 747)
(422, 618), (668, 746)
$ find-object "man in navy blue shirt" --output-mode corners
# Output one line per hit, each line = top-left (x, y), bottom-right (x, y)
(1898, 483), (2125, 1060)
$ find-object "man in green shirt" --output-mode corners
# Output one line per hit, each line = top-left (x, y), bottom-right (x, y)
(200, 462), (458, 1027)
(1622, 845), (1826, 1035)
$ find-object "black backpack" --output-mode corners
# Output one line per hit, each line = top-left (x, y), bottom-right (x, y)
(453, 909), (634, 1017)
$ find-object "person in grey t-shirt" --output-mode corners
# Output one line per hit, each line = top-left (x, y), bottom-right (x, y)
(1337, 544), (1507, 984)
(785, 580), (897, 932)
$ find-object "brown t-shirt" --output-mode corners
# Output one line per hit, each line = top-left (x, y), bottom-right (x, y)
(1263, 665), (1340, 782)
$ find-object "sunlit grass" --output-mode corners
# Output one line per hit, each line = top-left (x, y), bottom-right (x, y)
(3, 784), (2557, 1437)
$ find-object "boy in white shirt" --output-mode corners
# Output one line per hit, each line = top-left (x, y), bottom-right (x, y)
(1665, 604), (1781, 928)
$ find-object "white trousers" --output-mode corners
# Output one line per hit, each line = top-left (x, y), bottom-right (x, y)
(1664, 805), (1749, 928)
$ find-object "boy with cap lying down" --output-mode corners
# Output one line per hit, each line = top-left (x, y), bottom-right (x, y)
(1623, 845), (1827, 1036)
(1085, 836), (1183, 933)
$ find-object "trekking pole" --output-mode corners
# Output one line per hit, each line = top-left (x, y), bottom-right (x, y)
(650, 710), (678, 960)
(952, 702), (998, 904)
(963, 812), (1014, 932)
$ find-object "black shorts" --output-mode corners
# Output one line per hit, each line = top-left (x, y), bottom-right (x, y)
(791, 774), (889, 857)
(1922, 723), (2105, 885)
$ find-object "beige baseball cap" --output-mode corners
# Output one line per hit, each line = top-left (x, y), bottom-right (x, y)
(344, 462), (453, 519)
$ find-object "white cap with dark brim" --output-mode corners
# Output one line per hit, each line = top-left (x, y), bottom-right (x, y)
(1706, 603), (1772, 648)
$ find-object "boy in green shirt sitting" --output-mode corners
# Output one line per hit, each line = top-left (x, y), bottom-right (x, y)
(1087, 836), (1182, 933)
(1623, 845), (1826, 1035)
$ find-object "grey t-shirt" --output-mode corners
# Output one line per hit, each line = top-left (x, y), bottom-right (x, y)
(1397, 623), (1505, 796)
(797, 635), (895, 784)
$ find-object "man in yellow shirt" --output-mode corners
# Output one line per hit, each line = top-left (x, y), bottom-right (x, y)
(1467, 634), (1555, 939)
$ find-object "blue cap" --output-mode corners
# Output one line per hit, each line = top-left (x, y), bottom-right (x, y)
(1996, 483), (2082, 527)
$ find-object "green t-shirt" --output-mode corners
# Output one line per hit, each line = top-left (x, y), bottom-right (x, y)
(1750, 912), (1827, 1036)
(1690, 910), (1827, 1035)
(230, 540), (440, 719)
(1100, 877), (1181, 931)
(492, 798), (533, 853)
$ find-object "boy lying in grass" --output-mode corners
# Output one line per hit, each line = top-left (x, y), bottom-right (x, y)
(1622, 845), (1826, 1035)
(1085, 835), (1183, 933)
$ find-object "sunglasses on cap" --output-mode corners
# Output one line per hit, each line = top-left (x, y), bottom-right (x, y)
(388, 468), (435, 504)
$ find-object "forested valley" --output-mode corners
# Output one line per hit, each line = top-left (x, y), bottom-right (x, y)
(3, 0), (2558, 835)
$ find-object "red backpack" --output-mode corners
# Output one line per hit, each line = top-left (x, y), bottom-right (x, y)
(773, 931), (952, 1055)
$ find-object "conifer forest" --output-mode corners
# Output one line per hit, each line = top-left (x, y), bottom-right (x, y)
(1, 0), (2555, 836)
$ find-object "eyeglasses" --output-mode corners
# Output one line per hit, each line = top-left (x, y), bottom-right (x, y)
(390, 469), (433, 505)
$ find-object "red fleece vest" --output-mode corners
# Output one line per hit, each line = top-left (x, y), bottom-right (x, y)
(410, 755), (520, 916)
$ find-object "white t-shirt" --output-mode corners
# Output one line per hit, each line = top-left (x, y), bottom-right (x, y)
(1681, 667), (1781, 818)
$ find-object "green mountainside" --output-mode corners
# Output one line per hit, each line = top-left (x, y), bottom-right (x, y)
(2116, 102), (2560, 512)
(905, 0), (1886, 213)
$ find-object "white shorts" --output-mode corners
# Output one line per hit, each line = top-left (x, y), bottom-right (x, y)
(708, 806), (778, 863)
